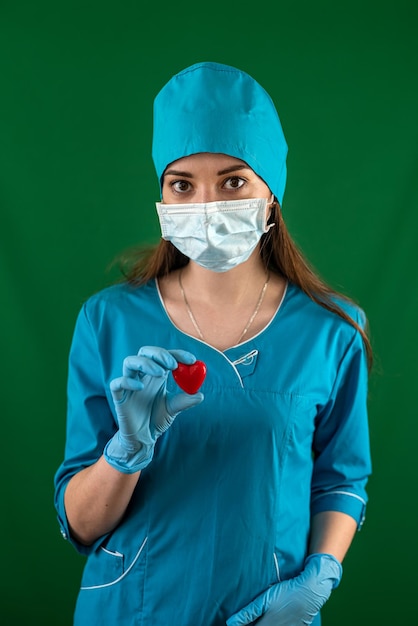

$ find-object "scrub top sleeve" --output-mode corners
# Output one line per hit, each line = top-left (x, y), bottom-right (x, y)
(54, 300), (116, 555)
(310, 323), (372, 529)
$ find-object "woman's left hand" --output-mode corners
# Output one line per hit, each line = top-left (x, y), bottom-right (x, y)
(226, 553), (342, 626)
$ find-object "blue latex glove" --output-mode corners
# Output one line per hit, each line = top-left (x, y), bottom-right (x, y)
(226, 553), (342, 626)
(104, 346), (204, 473)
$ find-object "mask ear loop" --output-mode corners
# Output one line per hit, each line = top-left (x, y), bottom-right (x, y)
(265, 194), (277, 230)
(260, 197), (277, 269)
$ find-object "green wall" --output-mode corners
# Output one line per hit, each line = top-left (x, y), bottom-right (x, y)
(1, 0), (417, 623)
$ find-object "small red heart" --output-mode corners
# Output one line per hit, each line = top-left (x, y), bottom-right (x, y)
(173, 360), (207, 394)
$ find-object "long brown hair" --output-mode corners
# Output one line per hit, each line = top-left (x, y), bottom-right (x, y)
(118, 202), (373, 369)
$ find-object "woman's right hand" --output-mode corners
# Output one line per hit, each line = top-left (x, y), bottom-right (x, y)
(104, 346), (204, 473)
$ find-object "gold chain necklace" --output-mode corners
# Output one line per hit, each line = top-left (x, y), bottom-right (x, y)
(178, 270), (270, 345)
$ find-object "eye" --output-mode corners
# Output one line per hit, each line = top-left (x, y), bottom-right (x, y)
(223, 176), (246, 190)
(170, 180), (192, 193)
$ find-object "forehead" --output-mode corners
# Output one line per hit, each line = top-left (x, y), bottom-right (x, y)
(165, 152), (251, 173)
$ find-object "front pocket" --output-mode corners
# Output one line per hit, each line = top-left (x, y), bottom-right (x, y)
(80, 536), (147, 590)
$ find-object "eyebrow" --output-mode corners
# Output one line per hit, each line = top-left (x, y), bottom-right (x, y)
(164, 164), (251, 178)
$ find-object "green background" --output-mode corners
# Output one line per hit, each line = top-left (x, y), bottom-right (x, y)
(1, 0), (417, 623)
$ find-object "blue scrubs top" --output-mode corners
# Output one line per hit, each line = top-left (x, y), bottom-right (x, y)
(54, 279), (371, 626)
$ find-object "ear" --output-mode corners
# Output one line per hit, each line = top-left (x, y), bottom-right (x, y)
(266, 196), (278, 224)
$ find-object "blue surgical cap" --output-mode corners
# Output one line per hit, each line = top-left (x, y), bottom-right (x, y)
(152, 62), (288, 205)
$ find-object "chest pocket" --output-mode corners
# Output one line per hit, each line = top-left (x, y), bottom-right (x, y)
(231, 349), (258, 379)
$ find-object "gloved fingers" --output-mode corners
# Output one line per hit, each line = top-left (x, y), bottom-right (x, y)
(128, 347), (198, 377)
(226, 589), (270, 626)
(226, 607), (259, 625)
(110, 376), (144, 402)
(225, 616), (250, 626)
(167, 349), (197, 365)
(137, 346), (182, 371)
(166, 391), (204, 416)
(122, 354), (170, 379)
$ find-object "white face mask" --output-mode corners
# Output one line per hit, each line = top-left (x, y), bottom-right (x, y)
(155, 197), (274, 273)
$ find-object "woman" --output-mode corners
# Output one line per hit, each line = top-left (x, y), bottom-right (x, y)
(54, 62), (372, 626)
